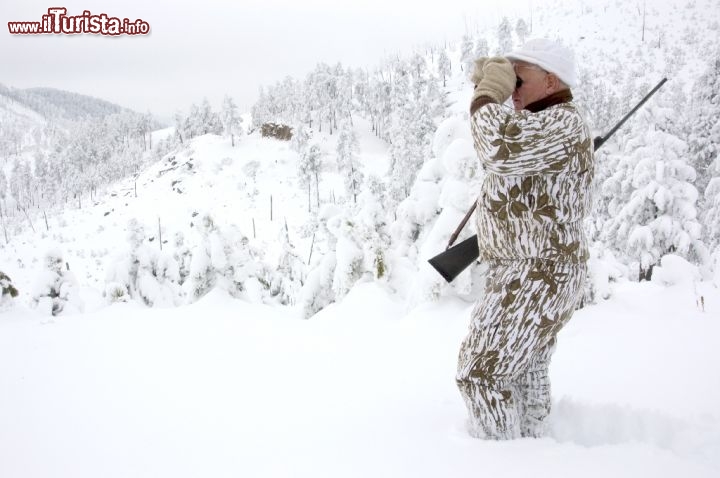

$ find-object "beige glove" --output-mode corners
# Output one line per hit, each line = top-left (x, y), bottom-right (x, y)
(472, 57), (516, 104)
(470, 57), (488, 85)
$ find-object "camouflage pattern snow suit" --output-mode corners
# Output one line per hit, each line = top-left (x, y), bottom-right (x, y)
(456, 90), (593, 439)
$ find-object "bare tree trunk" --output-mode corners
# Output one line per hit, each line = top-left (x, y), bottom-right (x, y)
(21, 207), (35, 233)
(43, 211), (49, 231)
(530, 3), (533, 32)
(641, 0), (646, 42)
(639, 264), (654, 282)
(307, 233), (316, 265)
(315, 172), (320, 208)
(253, 218), (256, 239)
(350, 164), (358, 204)
(0, 202), (9, 244)
(158, 217), (162, 250)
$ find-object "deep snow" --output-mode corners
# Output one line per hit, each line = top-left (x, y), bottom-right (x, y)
(1, 279), (719, 478)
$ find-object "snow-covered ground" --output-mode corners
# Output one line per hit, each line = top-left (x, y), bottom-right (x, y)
(1, 278), (719, 478)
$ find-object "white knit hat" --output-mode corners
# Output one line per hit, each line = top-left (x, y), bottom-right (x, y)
(506, 38), (577, 88)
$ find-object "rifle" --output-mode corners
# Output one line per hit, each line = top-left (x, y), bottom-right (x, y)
(428, 77), (668, 283)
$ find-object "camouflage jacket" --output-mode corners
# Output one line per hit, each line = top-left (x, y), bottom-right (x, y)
(470, 90), (594, 263)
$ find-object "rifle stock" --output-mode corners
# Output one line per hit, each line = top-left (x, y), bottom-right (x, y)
(427, 78), (667, 283)
(427, 235), (480, 283)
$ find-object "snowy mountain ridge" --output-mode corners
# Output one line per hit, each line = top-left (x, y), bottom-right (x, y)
(0, 83), (134, 123)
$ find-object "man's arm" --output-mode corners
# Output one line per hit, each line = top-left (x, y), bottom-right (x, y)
(471, 104), (590, 176)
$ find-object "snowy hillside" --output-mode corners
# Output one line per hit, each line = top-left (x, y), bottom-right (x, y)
(3, 0), (719, 311)
(0, 114), (393, 311)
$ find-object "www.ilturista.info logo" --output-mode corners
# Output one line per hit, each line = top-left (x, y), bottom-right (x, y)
(8, 8), (150, 35)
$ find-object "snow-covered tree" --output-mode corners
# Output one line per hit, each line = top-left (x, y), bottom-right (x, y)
(368, 72), (393, 141)
(336, 121), (363, 204)
(269, 224), (305, 305)
(185, 213), (267, 302)
(337, 65), (354, 124)
(300, 178), (390, 317)
(135, 247), (183, 307)
(251, 87), (270, 131)
(687, 54), (720, 251)
(460, 35), (475, 73)
(105, 218), (146, 303)
(195, 98), (223, 136)
(298, 143), (322, 211)
(604, 107), (701, 280)
(515, 19), (530, 44)
(392, 113), (482, 304)
(34, 151), (56, 206)
(0, 169), (9, 231)
(303, 73), (323, 130)
(704, 155), (720, 253)
(291, 124), (311, 153)
(387, 61), (438, 204)
(328, 213), (364, 299)
(0, 170), (7, 203)
(173, 231), (193, 287)
(474, 37), (489, 60)
(0, 271), (19, 311)
(497, 17), (513, 54)
(300, 206), (340, 318)
(355, 175), (391, 281)
(387, 64), (412, 202)
(105, 218), (183, 307)
(174, 111), (186, 144)
(140, 111), (154, 151)
(32, 248), (83, 316)
(9, 159), (33, 210)
(220, 94), (242, 147)
(437, 49), (451, 87)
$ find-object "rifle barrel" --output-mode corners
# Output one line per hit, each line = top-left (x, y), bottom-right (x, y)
(447, 203), (476, 249)
(596, 77), (667, 148)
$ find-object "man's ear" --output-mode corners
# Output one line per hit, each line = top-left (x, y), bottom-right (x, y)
(545, 73), (561, 93)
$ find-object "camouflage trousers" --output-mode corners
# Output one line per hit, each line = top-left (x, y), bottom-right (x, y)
(456, 258), (586, 439)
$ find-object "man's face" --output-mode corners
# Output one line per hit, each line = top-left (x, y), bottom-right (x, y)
(511, 61), (550, 111)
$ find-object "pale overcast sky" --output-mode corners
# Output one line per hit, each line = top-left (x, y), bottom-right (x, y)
(2, 0), (527, 120)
